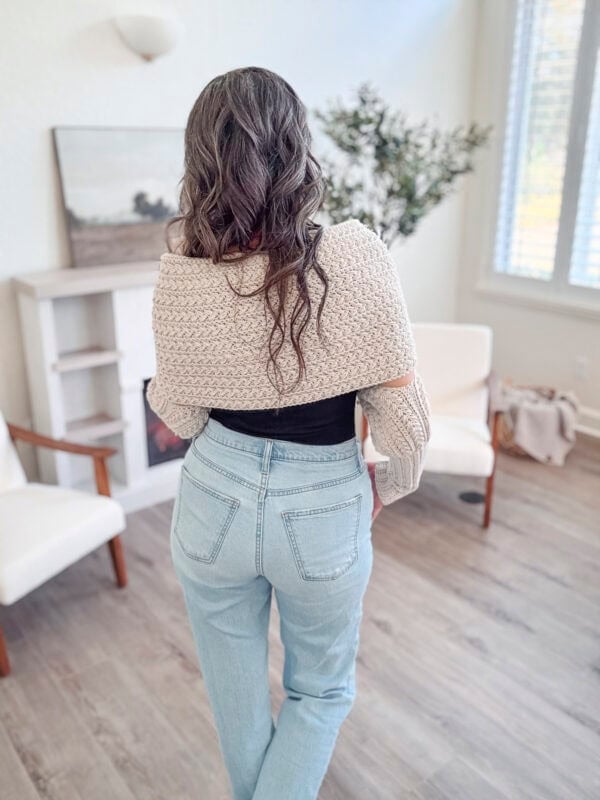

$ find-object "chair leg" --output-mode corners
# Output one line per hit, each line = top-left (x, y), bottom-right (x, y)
(483, 409), (502, 529)
(483, 472), (495, 529)
(108, 535), (127, 588)
(0, 625), (10, 677)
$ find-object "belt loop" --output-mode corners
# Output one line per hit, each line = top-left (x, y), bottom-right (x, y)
(261, 439), (273, 473)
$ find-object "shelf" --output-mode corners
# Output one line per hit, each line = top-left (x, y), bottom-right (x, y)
(16, 262), (175, 512)
(53, 347), (121, 373)
(13, 260), (159, 299)
(65, 413), (126, 442)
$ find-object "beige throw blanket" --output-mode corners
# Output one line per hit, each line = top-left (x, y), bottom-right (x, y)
(490, 378), (579, 466)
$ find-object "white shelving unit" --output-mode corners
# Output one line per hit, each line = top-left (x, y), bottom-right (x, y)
(14, 261), (184, 513)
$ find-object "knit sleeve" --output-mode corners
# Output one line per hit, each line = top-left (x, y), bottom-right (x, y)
(358, 374), (431, 505)
(146, 376), (209, 440)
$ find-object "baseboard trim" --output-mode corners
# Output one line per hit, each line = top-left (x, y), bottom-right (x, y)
(577, 405), (600, 439)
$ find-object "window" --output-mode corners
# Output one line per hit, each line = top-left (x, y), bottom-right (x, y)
(494, 0), (600, 295)
(570, 49), (600, 288)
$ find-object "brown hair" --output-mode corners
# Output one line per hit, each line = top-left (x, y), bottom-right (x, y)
(166, 66), (328, 398)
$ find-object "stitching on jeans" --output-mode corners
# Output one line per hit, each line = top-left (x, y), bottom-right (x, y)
(181, 465), (241, 505)
(193, 437), (365, 494)
(270, 451), (358, 464)
(203, 426), (359, 463)
(173, 467), (240, 563)
(282, 494), (362, 582)
(191, 443), (261, 491)
(268, 466), (366, 496)
(284, 494), (363, 517)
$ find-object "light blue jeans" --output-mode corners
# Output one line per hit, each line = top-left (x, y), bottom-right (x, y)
(170, 417), (374, 800)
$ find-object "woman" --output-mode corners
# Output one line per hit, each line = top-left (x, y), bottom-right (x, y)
(148, 66), (430, 800)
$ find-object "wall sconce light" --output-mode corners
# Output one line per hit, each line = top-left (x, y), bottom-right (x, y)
(113, 14), (181, 62)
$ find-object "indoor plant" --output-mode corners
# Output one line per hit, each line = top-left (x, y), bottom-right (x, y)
(316, 84), (491, 246)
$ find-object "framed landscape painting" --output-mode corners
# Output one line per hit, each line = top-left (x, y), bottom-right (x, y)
(53, 126), (184, 267)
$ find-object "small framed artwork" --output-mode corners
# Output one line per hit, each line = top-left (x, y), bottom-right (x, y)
(142, 379), (189, 467)
(53, 125), (185, 267)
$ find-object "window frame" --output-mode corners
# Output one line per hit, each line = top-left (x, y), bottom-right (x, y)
(481, 0), (600, 317)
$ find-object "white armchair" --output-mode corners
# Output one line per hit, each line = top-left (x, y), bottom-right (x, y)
(362, 323), (500, 527)
(0, 413), (127, 676)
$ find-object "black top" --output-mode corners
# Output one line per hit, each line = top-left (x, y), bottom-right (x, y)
(209, 390), (358, 445)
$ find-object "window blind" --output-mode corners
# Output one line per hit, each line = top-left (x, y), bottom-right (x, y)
(570, 49), (600, 289)
(495, 0), (586, 281)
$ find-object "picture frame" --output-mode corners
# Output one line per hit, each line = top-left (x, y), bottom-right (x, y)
(52, 125), (185, 267)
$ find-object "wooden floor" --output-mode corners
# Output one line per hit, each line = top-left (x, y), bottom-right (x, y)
(1, 437), (599, 799)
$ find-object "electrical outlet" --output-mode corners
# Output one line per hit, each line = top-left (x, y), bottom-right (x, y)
(574, 355), (589, 382)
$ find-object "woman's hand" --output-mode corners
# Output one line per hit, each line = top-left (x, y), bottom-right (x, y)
(367, 462), (384, 521)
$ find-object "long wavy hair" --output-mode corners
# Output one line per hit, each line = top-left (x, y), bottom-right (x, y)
(166, 67), (328, 398)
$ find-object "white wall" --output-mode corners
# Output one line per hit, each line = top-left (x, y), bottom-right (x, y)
(458, 0), (600, 432)
(0, 0), (479, 426)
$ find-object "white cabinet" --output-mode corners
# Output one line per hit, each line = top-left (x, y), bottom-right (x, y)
(14, 262), (183, 512)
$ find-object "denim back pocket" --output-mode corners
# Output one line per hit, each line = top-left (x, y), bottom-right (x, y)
(173, 466), (240, 563)
(282, 494), (362, 581)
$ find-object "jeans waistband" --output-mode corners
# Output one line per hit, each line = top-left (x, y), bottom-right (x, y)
(197, 417), (362, 463)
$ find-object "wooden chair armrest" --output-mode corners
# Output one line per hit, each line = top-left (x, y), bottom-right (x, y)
(7, 424), (116, 458)
(7, 423), (116, 497)
(489, 409), (502, 453)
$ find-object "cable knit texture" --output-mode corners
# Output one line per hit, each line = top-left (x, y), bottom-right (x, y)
(146, 385), (210, 441)
(357, 376), (431, 504)
(148, 218), (430, 504)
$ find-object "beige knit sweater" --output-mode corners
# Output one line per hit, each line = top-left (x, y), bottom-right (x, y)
(148, 219), (430, 504)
